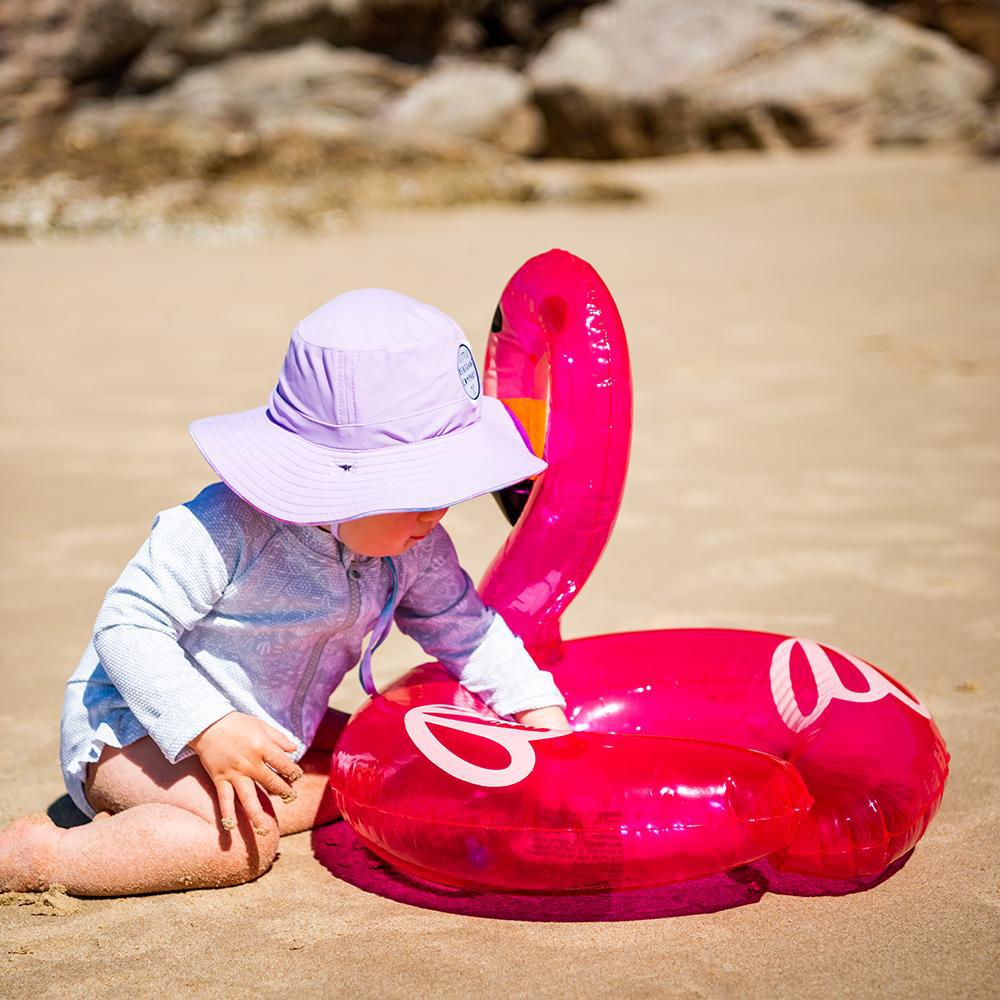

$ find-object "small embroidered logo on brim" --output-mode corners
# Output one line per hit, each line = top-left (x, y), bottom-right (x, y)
(457, 344), (481, 400)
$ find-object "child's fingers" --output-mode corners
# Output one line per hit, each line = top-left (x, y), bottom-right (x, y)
(266, 725), (298, 754)
(254, 760), (297, 804)
(214, 779), (237, 832)
(232, 775), (272, 837)
(263, 749), (304, 787)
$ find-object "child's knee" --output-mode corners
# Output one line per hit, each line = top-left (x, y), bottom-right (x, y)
(216, 813), (280, 886)
(111, 801), (281, 891)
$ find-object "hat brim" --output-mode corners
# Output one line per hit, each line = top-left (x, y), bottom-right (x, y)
(188, 396), (547, 524)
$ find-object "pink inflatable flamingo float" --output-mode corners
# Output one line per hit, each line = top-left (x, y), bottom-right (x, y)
(330, 250), (949, 892)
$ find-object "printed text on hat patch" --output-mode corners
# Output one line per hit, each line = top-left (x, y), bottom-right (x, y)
(457, 344), (481, 400)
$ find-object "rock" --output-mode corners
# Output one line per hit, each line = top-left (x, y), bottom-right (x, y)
(473, 0), (605, 61)
(135, 40), (419, 122)
(0, 0), (192, 122)
(0, 102), (642, 239)
(383, 60), (544, 154)
(0, 0), (488, 122)
(528, 0), (995, 157)
(55, 1), (159, 85)
(865, 1), (1000, 68)
(980, 101), (1000, 155)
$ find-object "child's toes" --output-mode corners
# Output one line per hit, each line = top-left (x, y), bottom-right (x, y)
(0, 813), (62, 893)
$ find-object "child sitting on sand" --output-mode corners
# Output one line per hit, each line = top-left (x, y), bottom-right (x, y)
(0, 288), (570, 897)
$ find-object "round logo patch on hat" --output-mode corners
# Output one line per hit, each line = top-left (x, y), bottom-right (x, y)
(457, 344), (481, 400)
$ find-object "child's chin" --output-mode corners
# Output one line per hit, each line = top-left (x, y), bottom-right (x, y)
(377, 541), (413, 557)
(364, 535), (423, 558)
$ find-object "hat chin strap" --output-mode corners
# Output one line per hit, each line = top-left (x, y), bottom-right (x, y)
(358, 557), (399, 698)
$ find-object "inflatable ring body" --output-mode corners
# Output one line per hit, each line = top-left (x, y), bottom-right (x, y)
(554, 628), (948, 878)
(332, 661), (812, 892)
(330, 250), (949, 891)
(331, 625), (947, 890)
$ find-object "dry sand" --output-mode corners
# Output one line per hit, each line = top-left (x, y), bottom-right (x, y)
(1, 152), (997, 998)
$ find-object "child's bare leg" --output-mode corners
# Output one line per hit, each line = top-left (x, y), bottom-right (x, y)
(274, 708), (347, 835)
(270, 748), (340, 835)
(0, 709), (346, 895)
(0, 737), (280, 896)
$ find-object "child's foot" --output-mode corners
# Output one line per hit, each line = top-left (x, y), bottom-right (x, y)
(0, 813), (63, 892)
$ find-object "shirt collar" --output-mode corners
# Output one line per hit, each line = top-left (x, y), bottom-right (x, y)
(281, 523), (375, 568)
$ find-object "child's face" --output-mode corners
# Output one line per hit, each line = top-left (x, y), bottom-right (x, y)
(334, 508), (449, 557)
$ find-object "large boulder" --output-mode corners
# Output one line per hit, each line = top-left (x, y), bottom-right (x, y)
(382, 60), (545, 154)
(528, 0), (995, 157)
(132, 40), (419, 122)
(122, 0), (491, 71)
(0, 0), (203, 122)
(0, 0), (490, 123)
(865, 1), (1000, 68)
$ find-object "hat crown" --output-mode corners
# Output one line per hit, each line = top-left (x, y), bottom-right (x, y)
(267, 289), (481, 451)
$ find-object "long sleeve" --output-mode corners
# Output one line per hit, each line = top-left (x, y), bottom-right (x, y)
(393, 526), (566, 718)
(91, 495), (247, 763)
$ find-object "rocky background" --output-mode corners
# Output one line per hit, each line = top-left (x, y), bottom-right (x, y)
(1, 0), (997, 237)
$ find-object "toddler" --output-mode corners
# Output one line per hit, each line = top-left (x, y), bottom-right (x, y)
(0, 289), (569, 897)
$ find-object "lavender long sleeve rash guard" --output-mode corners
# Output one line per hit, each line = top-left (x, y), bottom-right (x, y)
(60, 482), (565, 818)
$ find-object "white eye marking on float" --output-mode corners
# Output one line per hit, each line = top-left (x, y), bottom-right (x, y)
(769, 637), (931, 733)
(404, 703), (568, 787)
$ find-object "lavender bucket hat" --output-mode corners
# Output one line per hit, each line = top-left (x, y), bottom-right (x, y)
(189, 289), (547, 524)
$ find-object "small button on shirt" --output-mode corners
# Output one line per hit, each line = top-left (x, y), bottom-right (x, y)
(59, 482), (566, 818)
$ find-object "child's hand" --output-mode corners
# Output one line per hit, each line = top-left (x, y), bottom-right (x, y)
(188, 712), (304, 835)
(512, 706), (572, 731)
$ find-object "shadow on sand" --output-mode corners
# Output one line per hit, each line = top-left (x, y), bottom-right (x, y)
(47, 792), (910, 918)
(48, 795), (91, 828)
(311, 820), (912, 922)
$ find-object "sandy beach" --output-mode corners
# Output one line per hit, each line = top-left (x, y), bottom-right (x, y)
(1, 151), (997, 998)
